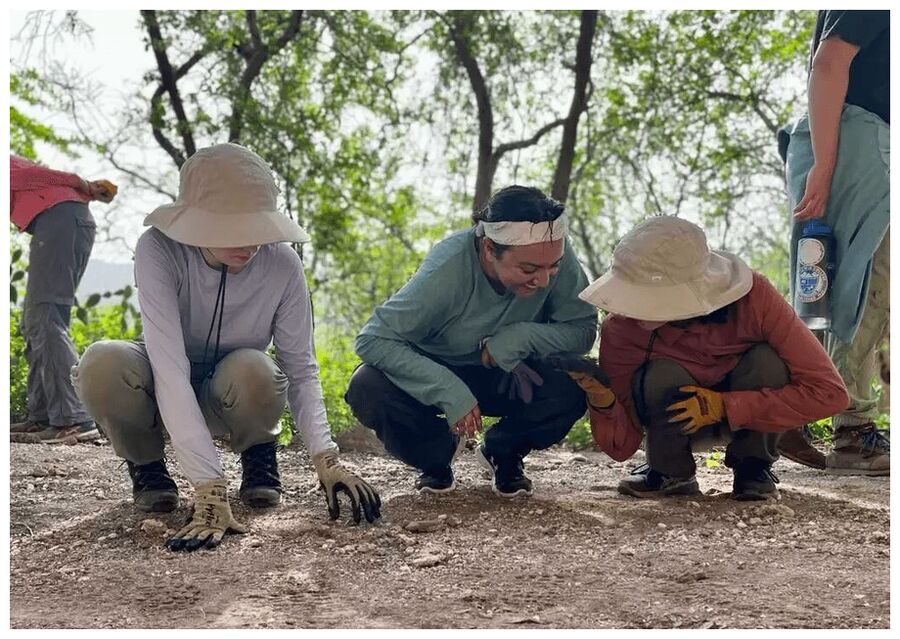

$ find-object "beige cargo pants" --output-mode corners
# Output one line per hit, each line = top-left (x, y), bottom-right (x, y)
(72, 340), (287, 464)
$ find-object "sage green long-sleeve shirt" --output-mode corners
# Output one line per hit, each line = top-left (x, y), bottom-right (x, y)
(355, 228), (597, 425)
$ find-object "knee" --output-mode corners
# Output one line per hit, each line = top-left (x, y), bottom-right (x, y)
(634, 358), (695, 418)
(210, 349), (287, 410)
(74, 340), (151, 405)
(731, 343), (788, 390)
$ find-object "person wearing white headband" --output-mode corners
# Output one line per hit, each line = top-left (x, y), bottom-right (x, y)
(72, 143), (381, 552)
(567, 216), (849, 501)
(346, 185), (597, 498)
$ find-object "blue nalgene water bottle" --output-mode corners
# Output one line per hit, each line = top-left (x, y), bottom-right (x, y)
(794, 219), (835, 330)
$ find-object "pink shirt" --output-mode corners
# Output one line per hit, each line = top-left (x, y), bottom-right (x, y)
(10, 155), (90, 231)
(589, 272), (850, 461)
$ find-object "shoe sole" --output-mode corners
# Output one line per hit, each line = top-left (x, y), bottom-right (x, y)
(135, 497), (179, 513)
(617, 480), (700, 499)
(823, 467), (890, 477)
(43, 429), (101, 445)
(240, 488), (282, 509)
(417, 479), (457, 494)
(492, 485), (533, 498)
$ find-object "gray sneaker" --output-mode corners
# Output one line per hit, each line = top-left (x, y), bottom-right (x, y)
(10, 420), (49, 443)
(37, 421), (101, 444)
(617, 463), (700, 498)
(826, 424), (890, 476)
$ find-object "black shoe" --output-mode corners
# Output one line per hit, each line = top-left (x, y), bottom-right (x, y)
(240, 442), (283, 508)
(126, 460), (179, 513)
(732, 459), (780, 501)
(415, 467), (456, 494)
(476, 445), (533, 497)
(617, 463), (700, 498)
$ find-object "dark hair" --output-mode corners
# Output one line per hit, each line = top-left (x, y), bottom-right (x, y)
(472, 185), (565, 257)
(669, 302), (734, 328)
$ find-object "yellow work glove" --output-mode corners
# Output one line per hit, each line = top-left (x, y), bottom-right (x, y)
(547, 356), (616, 410)
(89, 179), (118, 203)
(166, 479), (248, 552)
(312, 451), (382, 524)
(666, 385), (726, 434)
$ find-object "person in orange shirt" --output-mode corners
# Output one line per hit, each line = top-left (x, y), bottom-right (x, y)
(558, 216), (849, 501)
(10, 155), (117, 443)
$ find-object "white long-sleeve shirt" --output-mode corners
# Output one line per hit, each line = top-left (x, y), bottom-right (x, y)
(134, 227), (337, 485)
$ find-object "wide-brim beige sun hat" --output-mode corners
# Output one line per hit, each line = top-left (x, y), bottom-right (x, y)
(579, 216), (753, 322)
(144, 142), (310, 248)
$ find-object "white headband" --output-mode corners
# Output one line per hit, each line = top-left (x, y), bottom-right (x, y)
(475, 212), (568, 246)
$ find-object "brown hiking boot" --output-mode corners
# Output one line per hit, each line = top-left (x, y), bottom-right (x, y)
(777, 427), (826, 469)
(826, 423), (890, 476)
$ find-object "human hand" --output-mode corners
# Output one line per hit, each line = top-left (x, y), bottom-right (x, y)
(88, 179), (118, 203)
(165, 479), (248, 552)
(452, 404), (482, 439)
(497, 362), (544, 403)
(666, 385), (726, 435)
(793, 163), (833, 221)
(312, 451), (382, 524)
(547, 356), (615, 410)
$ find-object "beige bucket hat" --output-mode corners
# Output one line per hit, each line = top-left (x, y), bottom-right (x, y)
(144, 143), (310, 248)
(579, 216), (753, 322)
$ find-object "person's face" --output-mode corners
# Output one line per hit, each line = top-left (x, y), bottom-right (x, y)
(484, 238), (565, 297)
(205, 245), (260, 269)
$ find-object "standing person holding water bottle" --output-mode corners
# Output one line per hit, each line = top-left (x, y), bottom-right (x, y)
(781, 10), (890, 475)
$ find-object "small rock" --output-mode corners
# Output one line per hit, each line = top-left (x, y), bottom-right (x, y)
(25, 483), (35, 492)
(619, 546), (636, 557)
(411, 553), (446, 568)
(140, 519), (167, 534)
(657, 523), (667, 529)
(757, 504), (795, 519)
(396, 534), (418, 546)
(748, 517), (762, 525)
(404, 519), (445, 533)
(571, 455), (588, 463)
(94, 490), (106, 500)
(688, 501), (701, 509)
(247, 539), (264, 548)
(674, 570), (707, 584)
(534, 509), (545, 516)
(444, 515), (462, 528)
(736, 521), (748, 529)
(29, 468), (49, 477)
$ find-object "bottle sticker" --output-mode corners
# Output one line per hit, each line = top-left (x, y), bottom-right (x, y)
(797, 264), (828, 303)
(798, 238), (826, 266)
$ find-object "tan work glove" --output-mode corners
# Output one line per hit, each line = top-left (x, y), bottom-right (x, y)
(312, 451), (382, 524)
(666, 385), (726, 435)
(165, 479), (248, 552)
(547, 356), (616, 410)
(88, 179), (118, 203)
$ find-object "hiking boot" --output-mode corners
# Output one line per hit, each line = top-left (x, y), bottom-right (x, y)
(617, 463), (700, 498)
(415, 467), (456, 494)
(127, 460), (179, 512)
(10, 420), (49, 443)
(826, 424), (890, 476)
(732, 459), (779, 501)
(476, 445), (533, 497)
(777, 426), (826, 469)
(37, 421), (101, 444)
(240, 442), (283, 508)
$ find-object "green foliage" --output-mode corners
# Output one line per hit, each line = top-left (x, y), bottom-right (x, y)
(10, 69), (76, 160)
(563, 416), (594, 451)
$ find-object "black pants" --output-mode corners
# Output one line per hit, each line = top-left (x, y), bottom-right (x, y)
(632, 343), (786, 478)
(344, 359), (586, 474)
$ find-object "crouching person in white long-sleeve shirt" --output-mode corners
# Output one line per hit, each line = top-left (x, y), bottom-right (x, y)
(72, 143), (381, 552)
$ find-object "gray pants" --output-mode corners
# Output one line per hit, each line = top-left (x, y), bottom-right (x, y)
(21, 201), (95, 426)
(72, 341), (288, 465)
(633, 343), (786, 478)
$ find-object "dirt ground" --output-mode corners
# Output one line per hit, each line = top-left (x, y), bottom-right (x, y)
(9, 430), (890, 629)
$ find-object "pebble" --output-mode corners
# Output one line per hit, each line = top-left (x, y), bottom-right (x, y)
(657, 523), (667, 529)
(748, 517), (762, 525)
(404, 519), (445, 533)
(571, 455), (588, 463)
(140, 519), (167, 534)
(411, 553), (446, 568)
(688, 501), (701, 509)
(736, 521), (748, 529)
(619, 546), (636, 556)
(444, 516), (462, 528)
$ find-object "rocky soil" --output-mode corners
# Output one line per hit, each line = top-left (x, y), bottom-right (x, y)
(9, 432), (890, 629)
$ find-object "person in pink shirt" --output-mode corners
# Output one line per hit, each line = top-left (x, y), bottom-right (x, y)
(559, 216), (849, 500)
(10, 154), (117, 443)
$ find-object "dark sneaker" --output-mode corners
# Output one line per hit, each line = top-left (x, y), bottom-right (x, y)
(240, 442), (283, 508)
(37, 421), (101, 444)
(826, 424), (890, 476)
(127, 460), (179, 512)
(732, 460), (780, 501)
(415, 467), (456, 494)
(618, 463), (700, 498)
(777, 426), (826, 469)
(476, 445), (533, 497)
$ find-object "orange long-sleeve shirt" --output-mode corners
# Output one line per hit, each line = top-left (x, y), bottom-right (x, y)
(590, 272), (850, 461)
